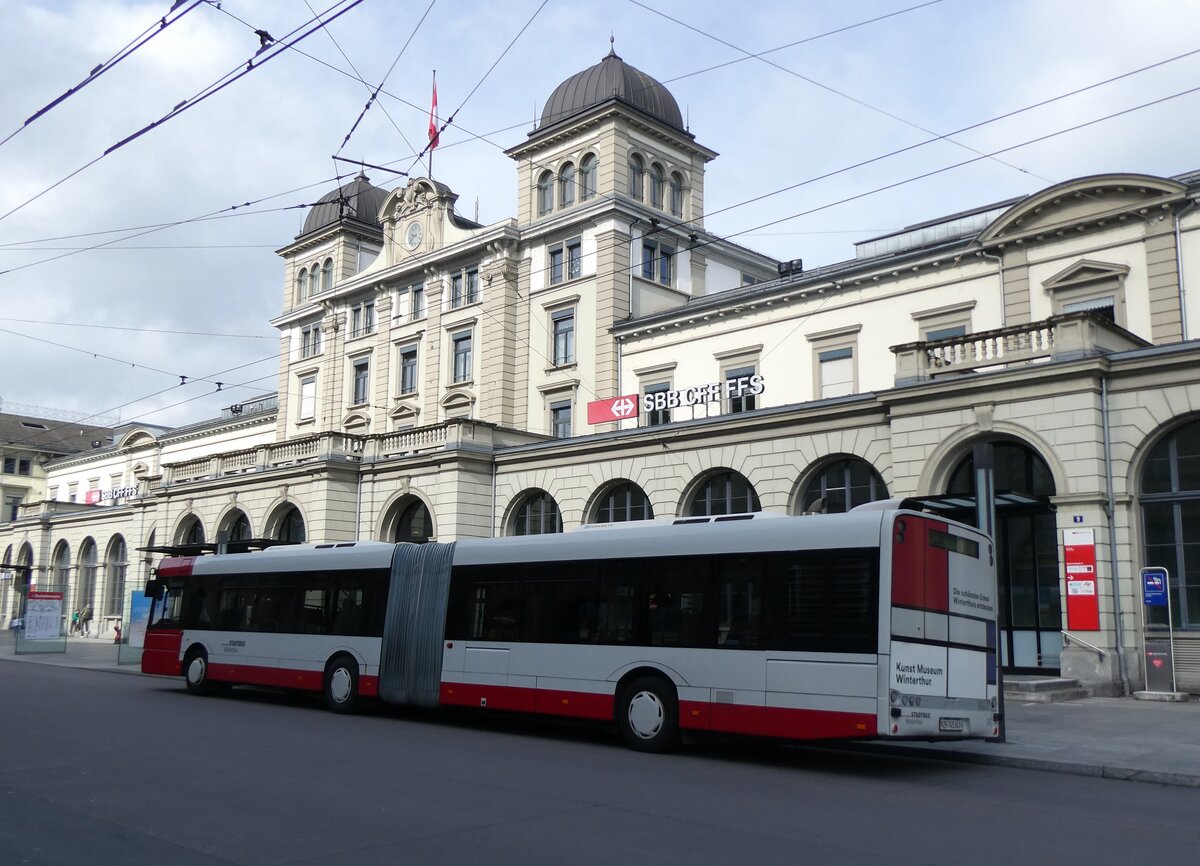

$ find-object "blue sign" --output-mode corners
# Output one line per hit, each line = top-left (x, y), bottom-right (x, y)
(1142, 567), (1169, 607)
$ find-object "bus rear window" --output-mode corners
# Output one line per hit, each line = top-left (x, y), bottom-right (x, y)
(929, 529), (978, 558)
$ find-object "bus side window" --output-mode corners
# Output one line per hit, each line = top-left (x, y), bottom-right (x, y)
(715, 554), (764, 649)
(764, 550), (878, 653)
(464, 567), (521, 641)
(594, 561), (640, 645)
(521, 562), (596, 644)
(645, 557), (712, 648)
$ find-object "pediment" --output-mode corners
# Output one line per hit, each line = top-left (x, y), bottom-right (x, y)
(980, 174), (1186, 244)
(341, 410), (371, 431)
(389, 399), (421, 421)
(117, 428), (159, 449)
(439, 388), (476, 410)
(1043, 259), (1130, 291)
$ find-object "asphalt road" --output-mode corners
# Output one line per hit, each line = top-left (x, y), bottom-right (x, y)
(2, 661), (1197, 866)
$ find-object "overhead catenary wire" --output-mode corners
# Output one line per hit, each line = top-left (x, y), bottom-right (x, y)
(8, 14), (1200, 437)
(0, 0), (205, 150)
(0, 316), (268, 338)
(629, 0), (1045, 183)
(7, 5), (1186, 270)
(0, 0), (368, 228)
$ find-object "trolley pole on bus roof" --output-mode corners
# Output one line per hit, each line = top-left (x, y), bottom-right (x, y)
(974, 442), (1005, 743)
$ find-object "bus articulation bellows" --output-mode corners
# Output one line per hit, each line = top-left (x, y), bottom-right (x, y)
(141, 506), (999, 751)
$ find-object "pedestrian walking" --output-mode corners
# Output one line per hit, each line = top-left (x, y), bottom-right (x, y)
(113, 622), (122, 644)
(81, 605), (92, 637)
(70, 609), (81, 636)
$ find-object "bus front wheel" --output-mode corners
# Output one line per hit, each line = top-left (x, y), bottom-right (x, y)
(324, 654), (360, 714)
(617, 676), (680, 753)
(183, 647), (213, 696)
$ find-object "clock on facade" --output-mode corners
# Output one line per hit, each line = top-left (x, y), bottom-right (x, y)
(404, 221), (423, 250)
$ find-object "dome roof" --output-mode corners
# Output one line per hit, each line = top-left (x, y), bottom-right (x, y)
(299, 172), (389, 237)
(539, 45), (683, 131)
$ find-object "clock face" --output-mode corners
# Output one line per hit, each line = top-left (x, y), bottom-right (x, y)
(405, 221), (423, 249)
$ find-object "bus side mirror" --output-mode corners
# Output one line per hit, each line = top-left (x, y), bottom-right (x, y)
(144, 579), (162, 599)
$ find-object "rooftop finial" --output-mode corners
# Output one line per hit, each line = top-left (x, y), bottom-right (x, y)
(607, 34), (616, 57)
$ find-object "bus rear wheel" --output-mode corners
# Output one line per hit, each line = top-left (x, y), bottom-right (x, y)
(184, 647), (213, 696)
(324, 654), (360, 714)
(617, 676), (680, 753)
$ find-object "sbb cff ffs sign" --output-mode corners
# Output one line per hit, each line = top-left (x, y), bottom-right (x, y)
(588, 375), (766, 425)
(587, 394), (639, 424)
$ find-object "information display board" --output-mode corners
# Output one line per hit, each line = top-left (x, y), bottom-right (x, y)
(1063, 528), (1100, 630)
(24, 591), (63, 640)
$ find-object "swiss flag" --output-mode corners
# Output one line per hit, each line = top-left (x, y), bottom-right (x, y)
(428, 73), (440, 150)
(588, 394), (639, 425)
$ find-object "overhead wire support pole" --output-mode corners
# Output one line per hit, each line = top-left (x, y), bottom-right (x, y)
(331, 156), (408, 177)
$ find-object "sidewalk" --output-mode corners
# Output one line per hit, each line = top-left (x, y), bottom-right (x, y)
(5, 638), (1198, 787)
(853, 695), (1200, 788)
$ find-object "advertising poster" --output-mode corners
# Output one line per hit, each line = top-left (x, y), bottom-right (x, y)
(127, 591), (153, 649)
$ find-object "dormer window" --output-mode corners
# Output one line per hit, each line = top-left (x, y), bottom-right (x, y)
(559, 162), (575, 208)
(537, 171), (554, 215)
(580, 154), (596, 201)
(628, 153), (644, 200)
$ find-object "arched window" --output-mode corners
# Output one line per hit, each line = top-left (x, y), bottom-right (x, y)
(52, 540), (71, 589)
(948, 441), (1055, 496)
(628, 153), (644, 200)
(579, 154), (597, 201)
(649, 163), (665, 209)
(559, 162), (575, 208)
(669, 172), (684, 216)
(799, 458), (888, 513)
(276, 505), (306, 543)
(322, 258), (334, 292)
(687, 471), (761, 516)
(393, 498), (433, 543)
(296, 268), (308, 303)
(308, 266), (320, 299)
(179, 516), (205, 546)
(227, 510), (251, 542)
(1141, 418), (1200, 628)
(78, 539), (98, 611)
(510, 490), (562, 535)
(537, 171), (554, 215)
(104, 536), (127, 618)
(592, 480), (653, 523)
(1, 545), (11, 624)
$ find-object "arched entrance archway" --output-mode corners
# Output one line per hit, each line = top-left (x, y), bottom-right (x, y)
(944, 440), (1060, 673)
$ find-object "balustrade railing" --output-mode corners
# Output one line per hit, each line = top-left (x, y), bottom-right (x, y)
(161, 426), (443, 485)
(892, 311), (1149, 384)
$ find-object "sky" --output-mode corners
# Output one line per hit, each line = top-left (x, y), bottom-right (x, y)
(1, 0), (1199, 430)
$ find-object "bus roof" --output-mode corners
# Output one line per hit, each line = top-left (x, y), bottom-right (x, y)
(452, 510), (889, 566)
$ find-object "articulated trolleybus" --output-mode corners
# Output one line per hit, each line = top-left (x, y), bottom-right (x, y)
(142, 503), (999, 751)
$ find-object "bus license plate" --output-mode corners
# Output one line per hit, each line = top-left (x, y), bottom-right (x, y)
(939, 718), (967, 732)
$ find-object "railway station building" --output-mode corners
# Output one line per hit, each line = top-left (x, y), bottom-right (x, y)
(3, 47), (1200, 695)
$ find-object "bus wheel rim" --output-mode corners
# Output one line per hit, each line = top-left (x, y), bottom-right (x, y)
(330, 667), (352, 703)
(628, 691), (664, 739)
(187, 656), (205, 685)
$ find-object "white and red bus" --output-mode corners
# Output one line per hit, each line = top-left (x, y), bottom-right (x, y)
(141, 504), (998, 751)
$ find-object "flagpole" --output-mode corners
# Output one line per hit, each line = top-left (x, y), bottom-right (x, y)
(429, 69), (436, 179)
